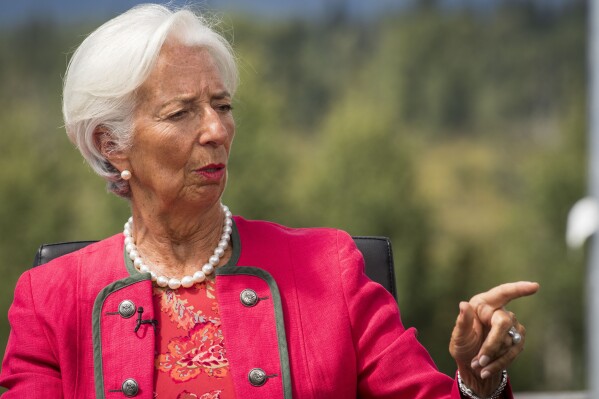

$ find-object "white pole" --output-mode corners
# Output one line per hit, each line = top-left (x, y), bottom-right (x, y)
(588, 0), (599, 396)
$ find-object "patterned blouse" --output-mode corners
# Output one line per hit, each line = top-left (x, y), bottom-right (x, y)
(152, 280), (236, 399)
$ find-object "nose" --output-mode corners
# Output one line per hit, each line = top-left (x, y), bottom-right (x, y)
(198, 108), (229, 147)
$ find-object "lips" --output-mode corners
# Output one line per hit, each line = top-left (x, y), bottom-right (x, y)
(197, 163), (225, 172)
(194, 163), (226, 181)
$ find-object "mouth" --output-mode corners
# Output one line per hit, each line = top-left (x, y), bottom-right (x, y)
(196, 163), (225, 173)
(194, 163), (226, 181)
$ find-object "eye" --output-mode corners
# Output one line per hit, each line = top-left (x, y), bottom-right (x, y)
(167, 109), (189, 121)
(215, 104), (233, 113)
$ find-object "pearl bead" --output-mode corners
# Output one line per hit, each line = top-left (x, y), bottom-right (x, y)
(209, 255), (219, 266)
(125, 243), (136, 253)
(215, 247), (224, 257)
(129, 250), (139, 260)
(150, 272), (157, 281)
(140, 265), (150, 273)
(124, 237), (134, 245)
(218, 240), (228, 250)
(181, 276), (195, 288)
(134, 258), (143, 267)
(202, 263), (214, 275)
(193, 270), (206, 282)
(225, 218), (233, 227)
(168, 278), (181, 290)
(223, 225), (232, 234)
(156, 276), (169, 287)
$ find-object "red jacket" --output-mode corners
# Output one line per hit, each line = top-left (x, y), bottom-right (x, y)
(0, 216), (500, 398)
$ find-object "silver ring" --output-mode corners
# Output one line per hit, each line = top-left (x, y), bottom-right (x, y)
(508, 327), (522, 345)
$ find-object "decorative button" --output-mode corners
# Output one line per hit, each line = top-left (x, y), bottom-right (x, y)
(118, 300), (136, 318)
(248, 368), (267, 387)
(121, 378), (139, 397)
(240, 289), (258, 307)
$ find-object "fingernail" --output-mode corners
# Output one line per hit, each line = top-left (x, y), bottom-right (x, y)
(481, 370), (491, 379)
(470, 359), (480, 369)
(479, 355), (490, 367)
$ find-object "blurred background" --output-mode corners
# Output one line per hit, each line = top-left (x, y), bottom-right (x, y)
(0, 0), (587, 395)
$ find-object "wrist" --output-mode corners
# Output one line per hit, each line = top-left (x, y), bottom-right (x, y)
(457, 370), (508, 399)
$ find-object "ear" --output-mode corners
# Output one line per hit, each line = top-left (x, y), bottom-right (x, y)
(93, 125), (130, 172)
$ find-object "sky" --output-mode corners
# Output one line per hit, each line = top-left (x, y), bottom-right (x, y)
(0, 0), (571, 27)
(1, 0), (410, 26)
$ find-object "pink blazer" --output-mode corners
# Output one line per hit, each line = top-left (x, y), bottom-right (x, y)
(0, 216), (507, 398)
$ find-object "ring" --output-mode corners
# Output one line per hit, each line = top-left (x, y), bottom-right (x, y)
(508, 327), (522, 345)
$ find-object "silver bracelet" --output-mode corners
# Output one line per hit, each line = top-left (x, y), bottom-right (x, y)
(457, 370), (508, 399)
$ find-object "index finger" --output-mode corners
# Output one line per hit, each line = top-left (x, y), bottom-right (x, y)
(470, 281), (539, 323)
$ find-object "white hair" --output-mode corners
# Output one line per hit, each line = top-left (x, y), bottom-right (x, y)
(62, 4), (238, 197)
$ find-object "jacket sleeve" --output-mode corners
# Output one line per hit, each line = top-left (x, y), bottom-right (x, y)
(0, 271), (63, 398)
(336, 230), (506, 399)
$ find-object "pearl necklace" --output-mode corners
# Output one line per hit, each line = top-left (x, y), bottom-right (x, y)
(123, 204), (233, 289)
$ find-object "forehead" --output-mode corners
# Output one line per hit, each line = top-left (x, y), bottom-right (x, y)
(157, 42), (214, 69)
(137, 42), (225, 101)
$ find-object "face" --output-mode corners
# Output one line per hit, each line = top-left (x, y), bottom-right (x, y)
(117, 43), (235, 211)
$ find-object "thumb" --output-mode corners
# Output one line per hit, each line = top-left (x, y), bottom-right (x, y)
(450, 302), (482, 363)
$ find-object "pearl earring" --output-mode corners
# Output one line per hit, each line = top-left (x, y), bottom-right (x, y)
(120, 170), (132, 180)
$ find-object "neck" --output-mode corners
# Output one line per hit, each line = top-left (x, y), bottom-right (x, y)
(129, 201), (231, 279)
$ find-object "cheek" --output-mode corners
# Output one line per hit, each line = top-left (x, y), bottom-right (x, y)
(132, 137), (189, 175)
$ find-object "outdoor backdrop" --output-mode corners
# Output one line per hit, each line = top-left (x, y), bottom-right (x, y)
(0, 0), (586, 393)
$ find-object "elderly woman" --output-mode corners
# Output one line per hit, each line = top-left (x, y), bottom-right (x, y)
(0, 4), (538, 399)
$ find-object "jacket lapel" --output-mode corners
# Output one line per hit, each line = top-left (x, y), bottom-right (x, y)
(216, 266), (292, 399)
(92, 274), (154, 399)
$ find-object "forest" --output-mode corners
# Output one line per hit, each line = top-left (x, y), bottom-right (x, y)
(0, 0), (587, 392)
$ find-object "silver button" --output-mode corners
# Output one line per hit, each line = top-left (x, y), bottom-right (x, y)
(122, 378), (139, 397)
(248, 368), (267, 386)
(240, 289), (258, 307)
(118, 300), (136, 318)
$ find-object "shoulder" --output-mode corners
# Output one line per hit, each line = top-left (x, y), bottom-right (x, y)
(233, 215), (361, 277)
(25, 233), (126, 295)
(31, 234), (122, 273)
(233, 215), (355, 248)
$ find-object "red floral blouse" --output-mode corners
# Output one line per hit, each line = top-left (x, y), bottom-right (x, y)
(152, 280), (237, 399)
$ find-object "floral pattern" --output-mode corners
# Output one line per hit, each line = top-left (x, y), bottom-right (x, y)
(177, 390), (222, 399)
(157, 284), (218, 330)
(153, 280), (235, 398)
(157, 322), (229, 381)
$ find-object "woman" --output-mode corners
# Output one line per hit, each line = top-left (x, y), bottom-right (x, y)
(0, 4), (538, 399)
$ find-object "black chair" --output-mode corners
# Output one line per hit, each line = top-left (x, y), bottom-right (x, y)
(33, 237), (397, 299)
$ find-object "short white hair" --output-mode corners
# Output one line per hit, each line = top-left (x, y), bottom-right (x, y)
(62, 4), (238, 197)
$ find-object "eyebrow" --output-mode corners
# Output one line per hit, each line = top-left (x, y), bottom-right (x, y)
(158, 90), (232, 110)
(157, 96), (194, 112)
(212, 90), (232, 100)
